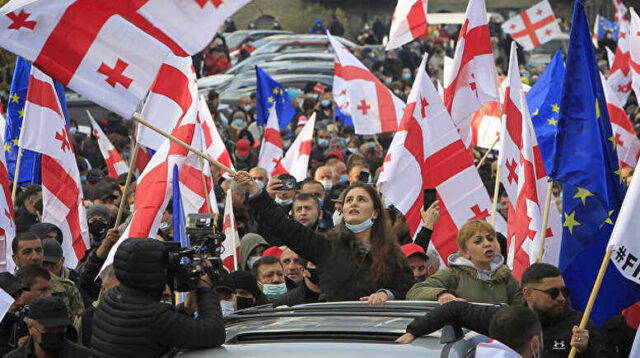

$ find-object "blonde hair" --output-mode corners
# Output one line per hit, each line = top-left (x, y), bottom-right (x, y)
(457, 220), (497, 251)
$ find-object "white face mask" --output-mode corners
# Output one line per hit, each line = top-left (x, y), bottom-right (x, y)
(158, 222), (169, 231)
(275, 197), (293, 206)
(332, 211), (343, 226)
(320, 180), (333, 190)
(246, 256), (260, 270)
(220, 300), (235, 317)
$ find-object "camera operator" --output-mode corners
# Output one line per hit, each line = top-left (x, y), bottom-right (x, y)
(91, 238), (225, 357)
(0, 273), (30, 355)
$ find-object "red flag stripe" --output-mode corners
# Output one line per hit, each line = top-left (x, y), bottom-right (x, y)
(26, 76), (62, 117)
(407, 0), (428, 38)
(151, 63), (193, 116)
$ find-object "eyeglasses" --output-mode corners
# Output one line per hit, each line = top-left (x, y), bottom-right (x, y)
(531, 286), (571, 300)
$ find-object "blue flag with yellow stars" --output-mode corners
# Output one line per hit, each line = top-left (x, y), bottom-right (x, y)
(5, 57), (70, 186)
(526, 49), (564, 173)
(550, 1), (640, 327)
(255, 65), (296, 128)
(596, 15), (619, 42)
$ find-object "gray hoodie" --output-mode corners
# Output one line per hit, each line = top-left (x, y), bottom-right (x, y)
(238, 233), (269, 271)
(447, 253), (505, 281)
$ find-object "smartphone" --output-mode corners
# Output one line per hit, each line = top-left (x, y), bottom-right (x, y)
(358, 171), (371, 183)
(423, 188), (437, 210)
(280, 177), (297, 190)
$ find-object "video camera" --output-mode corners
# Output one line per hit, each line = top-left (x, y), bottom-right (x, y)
(165, 214), (226, 292)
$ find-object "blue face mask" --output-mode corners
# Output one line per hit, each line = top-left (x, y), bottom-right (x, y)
(243, 105), (252, 112)
(339, 174), (348, 184)
(345, 217), (374, 233)
(318, 139), (329, 148)
(318, 198), (324, 207)
(257, 181), (265, 189)
(80, 175), (87, 182)
(384, 78), (392, 85)
(233, 119), (245, 127)
(384, 197), (392, 208)
(403, 73), (412, 80)
(262, 283), (287, 300)
(321, 99), (331, 108)
(70, 127), (77, 135)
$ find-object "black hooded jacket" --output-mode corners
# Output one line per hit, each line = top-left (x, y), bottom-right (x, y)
(91, 238), (225, 357)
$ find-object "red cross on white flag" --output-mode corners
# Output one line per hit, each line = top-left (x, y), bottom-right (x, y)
(271, 114), (316, 182)
(602, 72), (640, 168)
(502, 0), (562, 51)
(378, 53), (506, 262)
(258, 106), (284, 176)
(0, 0), (250, 119)
(19, 67), (90, 267)
(198, 95), (235, 179)
(87, 111), (128, 179)
(386, 0), (428, 50)
(607, 18), (633, 105)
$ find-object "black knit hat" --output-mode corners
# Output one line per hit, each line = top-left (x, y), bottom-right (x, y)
(229, 271), (260, 299)
(114, 238), (167, 296)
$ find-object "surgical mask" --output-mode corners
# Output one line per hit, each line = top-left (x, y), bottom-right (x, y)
(347, 147), (358, 154)
(384, 197), (392, 208)
(282, 139), (291, 149)
(237, 296), (254, 310)
(220, 300), (235, 317)
(318, 198), (323, 207)
(257, 181), (265, 189)
(318, 139), (329, 148)
(38, 332), (65, 352)
(384, 78), (392, 85)
(70, 127), (77, 135)
(243, 105), (252, 112)
(129, 204), (134, 212)
(339, 174), (348, 184)
(332, 211), (343, 226)
(158, 222), (170, 231)
(345, 216), (374, 233)
(275, 197), (293, 206)
(321, 99), (331, 108)
(262, 283), (287, 300)
(80, 175), (87, 182)
(403, 73), (412, 80)
(246, 256), (260, 270)
(121, 152), (130, 160)
(233, 119), (245, 127)
(320, 180), (332, 190)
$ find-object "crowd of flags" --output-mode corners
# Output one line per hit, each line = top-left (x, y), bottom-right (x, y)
(0, 0), (635, 333)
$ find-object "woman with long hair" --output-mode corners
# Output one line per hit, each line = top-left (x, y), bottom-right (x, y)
(233, 171), (414, 304)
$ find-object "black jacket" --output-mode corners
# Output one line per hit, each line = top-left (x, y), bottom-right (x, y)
(405, 301), (610, 358)
(273, 280), (320, 307)
(91, 286), (225, 357)
(0, 313), (27, 356)
(249, 190), (415, 301)
(3, 336), (103, 358)
(78, 249), (105, 302)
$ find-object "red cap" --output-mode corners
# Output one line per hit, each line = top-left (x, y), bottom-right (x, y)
(326, 150), (345, 163)
(401, 243), (427, 259)
(262, 246), (282, 259)
(297, 115), (308, 128)
(236, 139), (250, 156)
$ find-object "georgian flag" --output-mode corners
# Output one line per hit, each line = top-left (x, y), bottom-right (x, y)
(602, 72), (640, 168)
(378, 54), (506, 261)
(19, 66), (89, 267)
(222, 189), (240, 272)
(0, 0), (250, 119)
(257, 106), (284, 176)
(0, 114), (15, 273)
(87, 111), (128, 179)
(198, 95), (235, 178)
(502, 0), (562, 51)
(608, 18), (632, 105)
(629, 8), (640, 103)
(386, 0), (428, 50)
(272, 113), (316, 182)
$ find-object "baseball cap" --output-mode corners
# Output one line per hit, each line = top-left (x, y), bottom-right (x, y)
(92, 185), (116, 201)
(29, 296), (73, 327)
(236, 139), (250, 157)
(262, 246), (282, 259)
(0, 272), (29, 298)
(42, 239), (63, 264)
(214, 274), (236, 294)
(401, 243), (427, 260)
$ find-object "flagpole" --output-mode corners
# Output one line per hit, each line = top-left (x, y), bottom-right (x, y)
(113, 142), (139, 229)
(131, 113), (235, 175)
(10, 147), (23, 206)
(198, 157), (214, 214)
(476, 136), (500, 169)
(536, 181), (554, 262)
(232, 232), (238, 271)
(567, 249), (613, 358)
(490, 67), (504, 227)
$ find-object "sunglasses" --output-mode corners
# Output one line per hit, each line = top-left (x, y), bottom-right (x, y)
(531, 286), (571, 300)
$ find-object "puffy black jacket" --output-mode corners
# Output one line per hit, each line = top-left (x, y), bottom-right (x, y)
(406, 301), (610, 358)
(249, 190), (415, 301)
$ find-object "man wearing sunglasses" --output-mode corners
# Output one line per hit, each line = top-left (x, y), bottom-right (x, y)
(397, 263), (609, 357)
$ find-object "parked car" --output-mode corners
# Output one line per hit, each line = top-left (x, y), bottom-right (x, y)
(224, 30), (293, 50)
(170, 301), (490, 358)
(230, 34), (355, 63)
(226, 53), (335, 75)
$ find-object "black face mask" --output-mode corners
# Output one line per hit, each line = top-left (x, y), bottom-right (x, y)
(306, 267), (320, 286)
(236, 296), (255, 310)
(415, 274), (427, 282)
(89, 220), (108, 244)
(38, 332), (65, 352)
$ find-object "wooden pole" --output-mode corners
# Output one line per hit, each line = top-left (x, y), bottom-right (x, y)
(113, 143), (139, 229)
(476, 136), (500, 169)
(567, 249), (613, 358)
(536, 181), (554, 262)
(199, 157), (213, 214)
(10, 147), (23, 206)
(131, 113), (235, 175)
(490, 165), (501, 226)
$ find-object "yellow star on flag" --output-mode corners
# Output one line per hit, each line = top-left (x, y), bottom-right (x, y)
(595, 98), (600, 119)
(11, 138), (18, 146)
(547, 118), (558, 126)
(533, 108), (539, 116)
(10, 93), (19, 103)
(3, 142), (10, 152)
(551, 103), (560, 113)
(268, 96), (274, 103)
(573, 187), (594, 206)
(272, 88), (279, 95)
(604, 210), (614, 226)
(563, 211), (581, 235)
(614, 167), (624, 184)
(608, 135), (617, 150)
(18, 108), (24, 118)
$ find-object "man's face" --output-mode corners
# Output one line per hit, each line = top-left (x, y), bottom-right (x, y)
(524, 276), (568, 317)
(332, 162), (347, 184)
(314, 167), (333, 182)
(28, 319), (65, 353)
(43, 230), (60, 243)
(293, 198), (320, 228)
(408, 255), (427, 279)
(317, 129), (330, 142)
(21, 277), (52, 305)
(275, 189), (295, 201)
(257, 262), (285, 285)
(250, 168), (268, 187)
(300, 183), (325, 202)
(280, 249), (302, 284)
(499, 196), (509, 218)
(13, 239), (43, 269)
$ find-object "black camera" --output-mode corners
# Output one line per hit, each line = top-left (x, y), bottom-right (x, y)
(165, 214), (226, 292)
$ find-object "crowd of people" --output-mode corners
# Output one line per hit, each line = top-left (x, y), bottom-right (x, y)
(0, 8), (638, 358)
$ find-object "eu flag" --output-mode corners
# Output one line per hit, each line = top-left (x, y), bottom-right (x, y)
(255, 65), (296, 128)
(526, 49), (564, 173)
(172, 165), (190, 250)
(596, 15), (619, 42)
(550, 1), (640, 326)
(5, 57), (70, 186)
(335, 105), (353, 127)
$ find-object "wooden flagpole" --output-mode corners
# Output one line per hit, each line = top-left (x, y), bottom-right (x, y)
(131, 113), (235, 175)
(476, 136), (500, 169)
(567, 249), (613, 358)
(490, 68), (505, 227)
(199, 157), (214, 214)
(536, 181), (554, 262)
(113, 143), (139, 229)
(10, 147), (23, 206)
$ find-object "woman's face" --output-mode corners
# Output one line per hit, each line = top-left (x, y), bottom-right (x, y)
(342, 187), (377, 225)
(460, 230), (500, 269)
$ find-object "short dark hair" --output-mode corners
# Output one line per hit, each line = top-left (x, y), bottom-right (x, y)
(11, 232), (39, 254)
(521, 263), (563, 287)
(16, 264), (50, 288)
(293, 193), (321, 212)
(20, 185), (41, 203)
(489, 306), (541, 353)
(252, 255), (282, 277)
